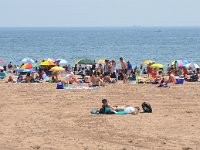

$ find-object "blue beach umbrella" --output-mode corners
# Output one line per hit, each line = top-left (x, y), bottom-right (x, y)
(20, 57), (35, 63)
(18, 68), (36, 73)
(56, 59), (68, 65)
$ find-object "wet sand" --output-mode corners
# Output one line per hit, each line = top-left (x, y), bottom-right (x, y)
(0, 80), (200, 150)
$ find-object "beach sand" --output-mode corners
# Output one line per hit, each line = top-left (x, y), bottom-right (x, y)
(0, 80), (199, 150)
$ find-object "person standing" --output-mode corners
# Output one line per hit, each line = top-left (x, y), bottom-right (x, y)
(8, 62), (13, 73)
(119, 57), (127, 83)
(110, 60), (117, 78)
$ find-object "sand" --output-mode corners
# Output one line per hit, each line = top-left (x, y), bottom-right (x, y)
(0, 80), (200, 150)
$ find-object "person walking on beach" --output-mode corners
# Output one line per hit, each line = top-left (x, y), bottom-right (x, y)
(119, 57), (127, 83)
(8, 62), (12, 73)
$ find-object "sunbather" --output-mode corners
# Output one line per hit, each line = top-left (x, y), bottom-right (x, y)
(99, 99), (140, 115)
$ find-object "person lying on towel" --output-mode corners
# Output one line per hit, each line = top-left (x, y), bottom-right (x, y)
(99, 99), (140, 115)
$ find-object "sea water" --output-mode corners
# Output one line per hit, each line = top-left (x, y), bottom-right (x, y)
(0, 27), (200, 67)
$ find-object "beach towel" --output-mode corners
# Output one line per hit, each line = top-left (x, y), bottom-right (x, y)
(91, 108), (128, 115)
(64, 86), (98, 90)
(91, 109), (128, 115)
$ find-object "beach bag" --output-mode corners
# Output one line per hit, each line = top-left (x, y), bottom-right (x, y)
(142, 102), (152, 113)
(56, 82), (64, 89)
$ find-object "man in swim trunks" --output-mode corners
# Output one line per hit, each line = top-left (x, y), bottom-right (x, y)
(119, 57), (128, 83)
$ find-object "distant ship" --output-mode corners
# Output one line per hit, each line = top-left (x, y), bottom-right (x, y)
(154, 29), (162, 32)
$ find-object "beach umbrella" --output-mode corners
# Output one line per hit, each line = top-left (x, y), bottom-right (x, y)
(20, 62), (39, 69)
(45, 58), (55, 62)
(142, 60), (153, 65)
(49, 66), (65, 72)
(0, 60), (4, 63)
(75, 60), (80, 64)
(185, 63), (199, 69)
(18, 68), (36, 73)
(97, 59), (105, 63)
(77, 59), (95, 65)
(56, 59), (68, 65)
(40, 61), (56, 66)
(20, 57), (35, 63)
(0, 66), (4, 70)
(150, 63), (164, 68)
(171, 60), (190, 67)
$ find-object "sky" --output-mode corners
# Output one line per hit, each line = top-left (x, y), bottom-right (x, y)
(0, 0), (200, 27)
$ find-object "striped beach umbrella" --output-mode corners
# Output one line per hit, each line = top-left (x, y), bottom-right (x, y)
(21, 62), (39, 69)
(171, 60), (190, 67)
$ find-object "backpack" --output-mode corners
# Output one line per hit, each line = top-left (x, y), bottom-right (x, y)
(142, 102), (152, 113)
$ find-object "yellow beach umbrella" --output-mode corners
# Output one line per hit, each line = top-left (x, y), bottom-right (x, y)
(49, 66), (65, 72)
(40, 61), (56, 66)
(75, 60), (80, 64)
(142, 60), (153, 65)
(150, 63), (164, 68)
(97, 59), (105, 63)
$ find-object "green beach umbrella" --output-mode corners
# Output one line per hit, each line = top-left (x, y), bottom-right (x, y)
(77, 59), (95, 65)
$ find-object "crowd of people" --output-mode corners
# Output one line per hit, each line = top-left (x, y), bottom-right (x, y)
(0, 58), (199, 87)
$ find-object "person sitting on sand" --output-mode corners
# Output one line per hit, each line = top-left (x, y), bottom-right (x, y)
(17, 74), (23, 83)
(89, 71), (104, 86)
(24, 72), (33, 83)
(52, 72), (58, 82)
(66, 72), (80, 84)
(103, 74), (117, 83)
(158, 77), (169, 87)
(6, 76), (14, 83)
(42, 72), (50, 82)
(169, 71), (176, 84)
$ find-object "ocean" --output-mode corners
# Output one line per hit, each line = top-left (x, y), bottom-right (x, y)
(0, 27), (200, 67)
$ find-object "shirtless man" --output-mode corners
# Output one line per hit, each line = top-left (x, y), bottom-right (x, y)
(119, 57), (128, 83)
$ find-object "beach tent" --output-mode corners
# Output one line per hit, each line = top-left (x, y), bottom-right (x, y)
(20, 57), (35, 63)
(76, 59), (95, 65)
(185, 63), (199, 69)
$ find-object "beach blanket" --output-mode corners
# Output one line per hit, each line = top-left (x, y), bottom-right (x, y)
(64, 86), (98, 90)
(90, 109), (128, 115)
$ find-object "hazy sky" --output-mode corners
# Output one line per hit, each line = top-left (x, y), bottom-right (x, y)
(0, 0), (200, 27)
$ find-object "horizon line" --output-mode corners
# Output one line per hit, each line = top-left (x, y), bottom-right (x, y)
(0, 25), (200, 28)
